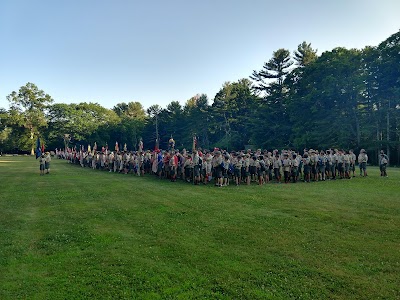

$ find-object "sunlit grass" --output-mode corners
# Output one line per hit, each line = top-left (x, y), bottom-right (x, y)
(0, 156), (399, 299)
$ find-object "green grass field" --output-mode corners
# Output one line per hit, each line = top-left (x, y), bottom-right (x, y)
(0, 156), (399, 299)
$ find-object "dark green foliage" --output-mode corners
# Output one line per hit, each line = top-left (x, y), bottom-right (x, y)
(1, 31), (400, 163)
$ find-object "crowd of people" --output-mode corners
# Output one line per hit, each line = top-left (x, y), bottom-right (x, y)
(54, 145), (390, 185)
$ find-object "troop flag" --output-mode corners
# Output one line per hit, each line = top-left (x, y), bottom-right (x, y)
(123, 143), (127, 152)
(192, 136), (197, 151)
(35, 137), (42, 159)
(115, 141), (119, 152)
(138, 139), (143, 153)
(155, 138), (159, 151)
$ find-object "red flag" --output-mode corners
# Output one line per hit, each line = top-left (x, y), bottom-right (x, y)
(41, 143), (45, 153)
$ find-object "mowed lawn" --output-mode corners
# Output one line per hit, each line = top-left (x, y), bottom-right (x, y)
(0, 156), (399, 299)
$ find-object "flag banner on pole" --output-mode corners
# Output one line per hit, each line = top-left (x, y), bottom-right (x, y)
(155, 139), (159, 151)
(35, 137), (41, 159)
(115, 141), (119, 152)
(192, 136), (197, 151)
(138, 139), (143, 153)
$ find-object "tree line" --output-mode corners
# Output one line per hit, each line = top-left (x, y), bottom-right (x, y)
(1, 31), (399, 165)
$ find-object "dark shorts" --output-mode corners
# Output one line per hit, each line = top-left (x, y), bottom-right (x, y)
(380, 164), (387, 172)
(223, 169), (228, 178)
(185, 167), (192, 178)
(291, 167), (298, 176)
(359, 162), (367, 170)
(216, 166), (223, 178)
(45, 162), (50, 169)
(311, 165), (317, 174)
(274, 168), (280, 178)
(170, 166), (176, 176)
(250, 166), (257, 175)
(337, 163), (344, 172)
(194, 165), (200, 177)
(234, 168), (241, 178)
(40, 164), (45, 170)
(303, 165), (310, 175)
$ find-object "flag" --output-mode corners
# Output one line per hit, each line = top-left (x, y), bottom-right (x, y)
(192, 136), (197, 151)
(35, 137), (41, 159)
(155, 138), (159, 151)
(138, 139), (143, 152)
(88, 145), (91, 153)
(93, 142), (97, 152)
(41, 142), (45, 154)
(123, 143), (127, 151)
(115, 141), (119, 152)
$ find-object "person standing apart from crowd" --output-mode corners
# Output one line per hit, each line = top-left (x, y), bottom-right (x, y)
(379, 150), (388, 177)
(358, 149), (368, 177)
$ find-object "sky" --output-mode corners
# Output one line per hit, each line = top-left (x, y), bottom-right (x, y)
(1, 0), (399, 111)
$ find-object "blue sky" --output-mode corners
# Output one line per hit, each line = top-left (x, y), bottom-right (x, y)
(1, 0), (399, 110)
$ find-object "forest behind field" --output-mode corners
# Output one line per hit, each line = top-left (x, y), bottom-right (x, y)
(1, 31), (399, 165)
